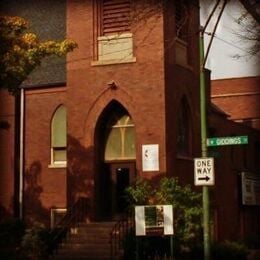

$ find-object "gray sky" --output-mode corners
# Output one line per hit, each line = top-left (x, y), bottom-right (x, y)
(200, 0), (260, 79)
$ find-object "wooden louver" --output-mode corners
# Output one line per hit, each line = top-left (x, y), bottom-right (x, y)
(102, 0), (131, 35)
(175, 0), (189, 41)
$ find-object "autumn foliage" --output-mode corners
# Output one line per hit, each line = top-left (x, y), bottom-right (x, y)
(0, 16), (77, 94)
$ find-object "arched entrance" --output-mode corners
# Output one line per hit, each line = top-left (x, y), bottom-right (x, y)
(95, 102), (136, 220)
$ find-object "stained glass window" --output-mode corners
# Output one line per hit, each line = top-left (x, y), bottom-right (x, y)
(105, 111), (135, 161)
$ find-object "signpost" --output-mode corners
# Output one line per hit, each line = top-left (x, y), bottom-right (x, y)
(194, 158), (215, 186)
(135, 205), (174, 259)
(199, 2), (230, 258)
(207, 136), (248, 147)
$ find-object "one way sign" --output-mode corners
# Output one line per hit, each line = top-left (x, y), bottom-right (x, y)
(194, 157), (215, 186)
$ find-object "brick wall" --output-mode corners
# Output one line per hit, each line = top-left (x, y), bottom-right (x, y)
(23, 86), (67, 225)
(209, 105), (260, 241)
(212, 77), (260, 130)
(0, 90), (15, 217)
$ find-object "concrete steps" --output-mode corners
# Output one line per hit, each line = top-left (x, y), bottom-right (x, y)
(52, 222), (122, 260)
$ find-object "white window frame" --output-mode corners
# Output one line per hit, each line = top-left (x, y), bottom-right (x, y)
(49, 105), (67, 168)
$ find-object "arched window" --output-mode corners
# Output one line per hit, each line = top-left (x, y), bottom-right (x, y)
(177, 97), (192, 157)
(104, 109), (135, 161)
(51, 105), (67, 166)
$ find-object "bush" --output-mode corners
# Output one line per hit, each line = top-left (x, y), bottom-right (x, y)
(245, 234), (260, 249)
(125, 177), (203, 255)
(126, 178), (153, 206)
(0, 218), (25, 247)
(0, 218), (53, 259)
(123, 228), (180, 259)
(212, 240), (249, 260)
(0, 218), (25, 259)
(19, 222), (50, 260)
(156, 177), (202, 249)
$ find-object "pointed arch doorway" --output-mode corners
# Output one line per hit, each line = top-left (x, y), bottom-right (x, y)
(95, 102), (136, 220)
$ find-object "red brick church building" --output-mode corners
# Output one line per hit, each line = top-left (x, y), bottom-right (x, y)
(0, 0), (260, 247)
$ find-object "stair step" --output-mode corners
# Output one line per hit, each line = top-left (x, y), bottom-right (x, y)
(69, 232), (111, 239)
(69, 232), (112, 238)
(54, 255), (111, 259)
(64, 236), (111, 243)
(78, 221), (116, 227)
(51, 255), (117, 260)
(60, 243), (110, 250)
(53, 222), (122, 259)
(57, 248), (110, 255)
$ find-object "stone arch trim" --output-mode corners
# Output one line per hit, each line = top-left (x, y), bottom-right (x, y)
(176, 85), (194, 109)
(82, 86), (137, 146)
(176, 86), (197, 125)
(51, 103), (66, 121)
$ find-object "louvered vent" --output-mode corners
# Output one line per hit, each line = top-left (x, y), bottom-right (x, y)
(175, 0), (189, 41)
(102, 0), (131, 35)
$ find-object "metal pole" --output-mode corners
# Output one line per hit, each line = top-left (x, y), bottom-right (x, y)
(19, 88), (24, 219)
(136, 237), (139, 260)
(199, 31), (210, 260)
(170, 235), (174, 259)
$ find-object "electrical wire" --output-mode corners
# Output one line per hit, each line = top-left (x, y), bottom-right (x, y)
(204, 31), (253, 54)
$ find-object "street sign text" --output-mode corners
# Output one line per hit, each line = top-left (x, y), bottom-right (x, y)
(207, 136), (248, 147)
(194, 157), (214, 186)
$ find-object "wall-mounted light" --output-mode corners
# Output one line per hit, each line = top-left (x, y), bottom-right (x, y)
(107, 80), (117, 90)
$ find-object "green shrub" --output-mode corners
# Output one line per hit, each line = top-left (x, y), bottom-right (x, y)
(0, 218), (25, 259)
(0, 218), (25, 247)
(0, 219), (53, 259)
(20, 222), (50, 260)
(245, 234), (260, 249)
(125, 177), (203, 255)
(156, 177), (202, 248)
(126, 177), (153, 206)
(212, 240), (249, 260)
(123, 228), (181, 259)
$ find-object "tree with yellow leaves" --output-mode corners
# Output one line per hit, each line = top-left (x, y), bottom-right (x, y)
(0, 16), (77, 95)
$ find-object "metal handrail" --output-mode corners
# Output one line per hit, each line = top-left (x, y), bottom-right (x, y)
(49, 197), (89, 253)
(110, 212), (134, 258)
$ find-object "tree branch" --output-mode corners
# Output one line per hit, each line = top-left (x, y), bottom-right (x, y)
(239, 0), (260, 23)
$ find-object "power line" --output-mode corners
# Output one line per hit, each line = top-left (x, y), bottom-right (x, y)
(204, 31), (251, 54)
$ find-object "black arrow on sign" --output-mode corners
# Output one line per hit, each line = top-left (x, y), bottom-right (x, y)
(198, 176), (210, 181)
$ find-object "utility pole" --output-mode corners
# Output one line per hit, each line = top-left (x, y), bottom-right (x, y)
(199, 1), (228, 259)
(199, 31), (210, 260)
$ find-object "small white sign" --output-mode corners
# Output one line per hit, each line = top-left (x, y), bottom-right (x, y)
(194, 157), (214, 186)
(135, 205), (174, 236)
(163, 205), (174, 235)
(241, 172), (260, 206)
(142, 144), (159, 172)
(135, 206), (146, 236)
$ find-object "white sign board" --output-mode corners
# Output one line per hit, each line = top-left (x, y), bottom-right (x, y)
(135, 205), (173, 236)
(135, 206), (146, 236)
(194, 157), (214, 186)
(241, 172), (260, 206)
(163, 205), (174, 235)
(142, 144), (159, 172)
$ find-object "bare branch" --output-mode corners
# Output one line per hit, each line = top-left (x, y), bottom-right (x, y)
(239, 0), (260, 23)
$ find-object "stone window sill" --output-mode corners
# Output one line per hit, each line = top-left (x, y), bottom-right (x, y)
(48, 163), (67, 169)
(91, 57), (136, 66)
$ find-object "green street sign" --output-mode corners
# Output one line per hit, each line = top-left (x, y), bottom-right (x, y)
(207, 136), (248, 147)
